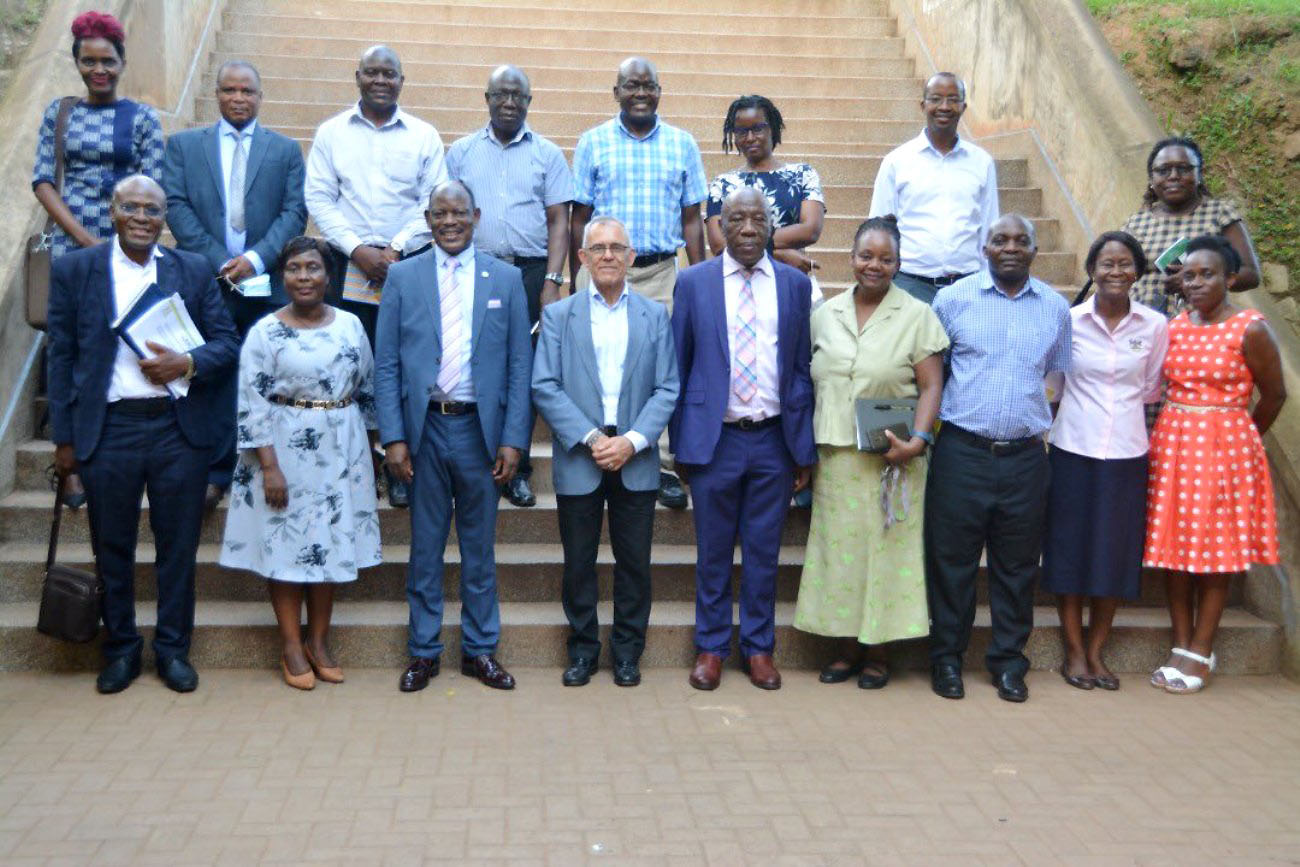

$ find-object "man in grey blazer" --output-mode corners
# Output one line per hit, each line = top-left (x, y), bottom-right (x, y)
(532, 216), (679, 687)
(375, 180), (532, 693)
(162, 59), (307, 506)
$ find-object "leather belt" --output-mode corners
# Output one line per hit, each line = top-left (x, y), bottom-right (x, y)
(1165, 401), (1237, 414)
(632, 251), (675, 268)
(268, 394), (354, 410)
(108, 397), (172, 417)
(943, 424), (1042, 456)
(428, 400), (477, 416)
(899, 271), (970, 287)
(495, 254), (548, 266)
(723, 415), (781, 431)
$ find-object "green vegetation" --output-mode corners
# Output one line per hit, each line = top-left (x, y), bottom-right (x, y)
(1089, 0), (1300, 279)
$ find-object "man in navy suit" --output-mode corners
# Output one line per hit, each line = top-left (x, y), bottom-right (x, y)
(670, 187), (816, 691)
(162, 59), (307, 507)
(47, 175), (240, 694)
(532, 216), (679, 688)
(375, 180), (532, 692)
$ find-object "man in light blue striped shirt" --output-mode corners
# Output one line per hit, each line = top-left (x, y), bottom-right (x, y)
(569, 56), (708, 509)
(447, 65), (573, 508)
(925, 214), (1072, 705)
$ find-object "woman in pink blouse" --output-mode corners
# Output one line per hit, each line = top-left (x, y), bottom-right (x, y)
(1044, 232), (1168, 690)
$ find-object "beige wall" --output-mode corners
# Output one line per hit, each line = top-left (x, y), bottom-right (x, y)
(887, 0), (1164, 271)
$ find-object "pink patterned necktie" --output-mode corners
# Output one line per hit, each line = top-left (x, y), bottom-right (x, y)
(436, 259), (464, 395)
(732, 269), (758, 404)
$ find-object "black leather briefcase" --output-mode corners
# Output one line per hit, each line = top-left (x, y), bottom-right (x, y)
(36, 476), (102, 643)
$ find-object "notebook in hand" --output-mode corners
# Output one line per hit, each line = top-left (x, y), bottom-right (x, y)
(854, 397), (917, 454)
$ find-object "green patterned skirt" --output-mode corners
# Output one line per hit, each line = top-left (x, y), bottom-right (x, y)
(793, 445), (930, 644)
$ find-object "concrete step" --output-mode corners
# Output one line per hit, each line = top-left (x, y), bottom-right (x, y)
(195, 99), (926, 142)
(212, 32), (908, 70)
(0, 600), (1279, 674)
(805, 248), (1077, 286)
(224, 9), (898, 39)
(0, 541), (1239, 608)
(242, 0), (890, 15)
(204, 59), (925, 100)
(814, 214), (1060, 251)
(0, 490), (806, 547)
(210, 50), (920, 82)
(202, 78), (925, 123)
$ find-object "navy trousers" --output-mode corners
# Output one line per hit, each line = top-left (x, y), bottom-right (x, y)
(79, 405), (208, 661)
(687, 425), (794, 658)
(406, 410), (502, 659)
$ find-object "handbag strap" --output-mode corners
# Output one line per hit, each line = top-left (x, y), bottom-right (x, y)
(45, 474), (67, 573)
(43, 96), (78, 235)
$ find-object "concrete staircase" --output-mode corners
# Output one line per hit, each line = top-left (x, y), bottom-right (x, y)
(0, 0), (1281, 675)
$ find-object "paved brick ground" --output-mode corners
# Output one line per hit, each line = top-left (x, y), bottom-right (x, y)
(1, 667), (1298, 865)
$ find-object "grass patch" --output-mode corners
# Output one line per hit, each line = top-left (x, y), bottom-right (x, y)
(1090, 0), (1300, 19)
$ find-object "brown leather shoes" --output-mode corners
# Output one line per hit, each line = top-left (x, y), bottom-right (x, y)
(461, 654), (516, 690)
(398, 656), (439, 692)
(688, 652), (723, 690)
(745, 654), (782, 690)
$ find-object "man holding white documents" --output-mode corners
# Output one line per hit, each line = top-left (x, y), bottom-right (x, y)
(46, 175), (240, 695)
(162, 59), (307, 508)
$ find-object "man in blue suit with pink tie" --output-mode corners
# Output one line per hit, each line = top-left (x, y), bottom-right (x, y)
(670, 187), (817, 691)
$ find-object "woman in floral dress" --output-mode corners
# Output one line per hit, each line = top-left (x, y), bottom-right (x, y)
(220, 237), (381, 689)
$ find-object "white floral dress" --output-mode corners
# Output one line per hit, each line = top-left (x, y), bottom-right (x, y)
(219, 310), (381, 583)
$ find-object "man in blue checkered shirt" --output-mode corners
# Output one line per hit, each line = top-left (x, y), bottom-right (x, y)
(924, 213), (1072, 705)
(570, 56), (708, 509)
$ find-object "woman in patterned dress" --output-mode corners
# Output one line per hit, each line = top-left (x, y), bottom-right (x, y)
(1143, 235), (1285, 694)
(792, 217), (948, 689)
(31, 11), (164, 510)
(1122, 137), (1260, 318)
(220, 237), (382, 690)
(705, 95), (825, 278)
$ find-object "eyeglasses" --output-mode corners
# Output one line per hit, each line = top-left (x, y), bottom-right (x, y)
(1151, 163), (1198, 178)
(486, 90), (531, 105)
(585, 243), (630, 257)
(924, 95), (964, 107)
(115, 203), (163, 218)
(733, 122), (770, 140)
(617, 81), (659, 95)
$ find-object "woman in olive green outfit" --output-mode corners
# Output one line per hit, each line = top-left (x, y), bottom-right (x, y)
(793, 216), (948, 688)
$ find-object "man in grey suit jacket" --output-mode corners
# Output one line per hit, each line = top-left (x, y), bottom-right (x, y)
(162, 60), (307, 505)
(532, 216), (679, 687)
(375, 180), (532, 693)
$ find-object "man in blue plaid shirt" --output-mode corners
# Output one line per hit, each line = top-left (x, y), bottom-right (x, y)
(570, 56), (708, 509)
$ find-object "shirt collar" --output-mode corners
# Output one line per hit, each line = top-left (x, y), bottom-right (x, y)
(721, 249), (772, 279)
(435, 243), (475, 273)
(112, 236), (162, 269)
(914, 128), (967, 157)
(588, 280), (630, 310)
(976, 271), (1044, 300)
(1079, 294), (1147, 332)
(218, 117), (257, 138)
(480, 121), (532, 147)
(348, 101), (406, 131)
(615, 114), (661, 140)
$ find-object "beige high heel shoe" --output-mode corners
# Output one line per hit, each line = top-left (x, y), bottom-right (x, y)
(303, 645), (344, 684)
(281, 656), (316, 690)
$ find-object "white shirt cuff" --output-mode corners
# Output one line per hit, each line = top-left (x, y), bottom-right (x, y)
(244, 249), (265, 276)
(582, 427), (600, 448)
(624, 430), (649, 453)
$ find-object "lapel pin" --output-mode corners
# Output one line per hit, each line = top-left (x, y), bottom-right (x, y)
(481, 270), (489, 278)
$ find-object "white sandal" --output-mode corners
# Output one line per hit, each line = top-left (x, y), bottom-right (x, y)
(1165, 648), (1216, 694)
(1150, 647), (1188, 688)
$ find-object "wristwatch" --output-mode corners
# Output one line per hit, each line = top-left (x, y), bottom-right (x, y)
(582, 429), (602, 448)
(910, 428), (934, 447)
(544, 272), (567, 286)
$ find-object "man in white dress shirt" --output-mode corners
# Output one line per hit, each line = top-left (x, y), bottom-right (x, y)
(869, 72), (999, 305)
(531, 217), (679, 688)
(304, 44), (448, 346)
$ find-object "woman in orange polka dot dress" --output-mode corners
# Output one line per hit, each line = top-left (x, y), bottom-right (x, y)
(1144, 235), (1286, 694)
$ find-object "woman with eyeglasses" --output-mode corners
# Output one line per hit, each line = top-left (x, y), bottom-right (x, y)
(219, 237), (382, 690)
(1121, 137), (1261, 318)
(32, 10), (164, 510)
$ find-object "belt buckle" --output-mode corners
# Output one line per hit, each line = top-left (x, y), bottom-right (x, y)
(438, 402), (454, 415)
(737, 418), (756, 430)
(989, 439), (1011, 455)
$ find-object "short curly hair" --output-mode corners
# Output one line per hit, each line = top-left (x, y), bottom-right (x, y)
(71, 11), (126, 61)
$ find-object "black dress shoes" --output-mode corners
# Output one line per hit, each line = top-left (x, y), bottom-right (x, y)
(931, 663), (965, 699)
(399, 656), (440, 692)
(613, 660), (641, 687)
(461, 654), (516, 690)
(993, 671), (1029, 703)
(96, 654), (141, 694)
(157, 656), (198, 693)
(657, 472), (687, 509)
(562, 657), (597, 686)
(503, 475), (536, 508)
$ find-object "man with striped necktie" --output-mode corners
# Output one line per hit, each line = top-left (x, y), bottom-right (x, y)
(669, 187), (817, 691)
(374, 181), (533, 693)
